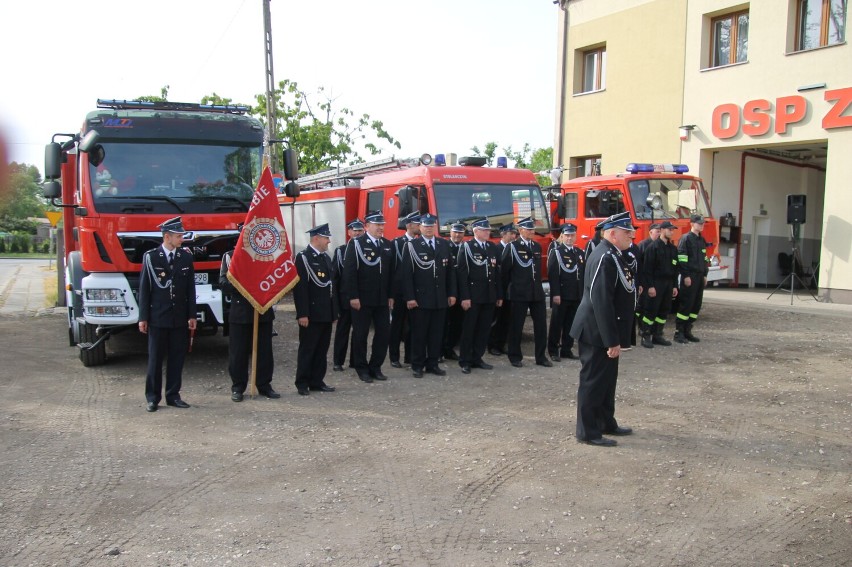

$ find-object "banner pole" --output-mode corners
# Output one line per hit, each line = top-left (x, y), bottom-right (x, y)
(249, 309), (259, 397)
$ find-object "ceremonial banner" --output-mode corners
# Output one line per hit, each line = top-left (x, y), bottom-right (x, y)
(227, 166), (299, 312)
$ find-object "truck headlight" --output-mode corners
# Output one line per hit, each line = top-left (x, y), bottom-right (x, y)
(85, 289), (122, 301)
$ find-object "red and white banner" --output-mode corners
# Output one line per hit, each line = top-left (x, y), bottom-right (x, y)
(227, 166), (299, 313)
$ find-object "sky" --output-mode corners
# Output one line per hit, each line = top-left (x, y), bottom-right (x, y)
(0, 0), (560, 174)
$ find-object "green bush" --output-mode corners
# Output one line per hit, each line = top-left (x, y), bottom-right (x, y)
(0, 239), (6, 253)
(13, 234), (30, 253)
(10, 240), (19, 253)
(42, 241), (50, 253)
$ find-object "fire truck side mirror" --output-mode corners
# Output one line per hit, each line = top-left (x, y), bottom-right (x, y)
(282, 148), (299, 181)
(44, 143), (62, 180)
(78, 129), (106, 167)
(43, 180), (61, 199)
(282, 181), (300, 198)
(397, 185), (414, 217)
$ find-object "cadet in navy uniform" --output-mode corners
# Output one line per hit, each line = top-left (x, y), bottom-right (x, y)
(675, 214), (710, 343)
(389, 212), (420, 368)
(547, 223), (585, 361)
(570, 212), (637, 446)
(442, 222), (466, 361)
(138, 216), (197, 412)
(456, 218), (502, 374)
(332, 219), (364, 371)
(639, 220), (679, 348)
(342, 211), (395, 382)
(501, 217), (551, 368)
(293, 224), (338, 395)
(219, 223), (280, 402)
(488, 223), (517, 355)
(401, 213), (457, 378)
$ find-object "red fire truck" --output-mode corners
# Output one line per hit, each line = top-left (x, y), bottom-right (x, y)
(280, 154), (552, 258)
(549, 162), (720, 269)
(43, 99), (292, 366)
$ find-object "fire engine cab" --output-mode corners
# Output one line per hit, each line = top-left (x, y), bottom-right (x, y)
(550, 163), (722, 276)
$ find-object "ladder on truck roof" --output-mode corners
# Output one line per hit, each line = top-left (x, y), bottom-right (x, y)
(96, 99), (250, 115)
(298, 156), (420, 191)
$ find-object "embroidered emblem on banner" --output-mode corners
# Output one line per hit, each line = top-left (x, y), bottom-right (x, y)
(242, 217), (287, 262)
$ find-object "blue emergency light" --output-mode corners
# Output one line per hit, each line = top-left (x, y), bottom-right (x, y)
(626, 163), (690, 174)
(496, 157), (508, 168)
(626, 163), (655, 173)
(434, 153), (446, 166)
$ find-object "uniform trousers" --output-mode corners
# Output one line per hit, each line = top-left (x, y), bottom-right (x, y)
(409, 307), (447, 371)
(228, 321), (274, 394)
(642, 282), (674, 329)
(677, 275), (705, 323)
(459, 303), (495, 367)
(388, 295), (411, 363)
(295, 322), (333, 390)
(351, 304), (390, 376)
(575, 341), (620, 441)
(488, 300), (511, 352)
(443, 303), (464, 355)
(508, 300), (547, 364)
(145, 325), (188, 404)
(547, 300), (579, 356)
(333, 307), (354, 367)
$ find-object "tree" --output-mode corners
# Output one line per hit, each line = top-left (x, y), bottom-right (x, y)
(470, 142), (499, 166)
(136, 86), (170, 103)
(0, 163), (51, 233)
(472, 142), (555, 186)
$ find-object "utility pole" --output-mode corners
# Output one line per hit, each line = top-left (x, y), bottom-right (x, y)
(263, 0), (279, 173)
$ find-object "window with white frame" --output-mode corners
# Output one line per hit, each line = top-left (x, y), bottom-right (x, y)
(711, 9), (749, 67)
(580, 47), (606, 93)
(797, 0), (847, 50)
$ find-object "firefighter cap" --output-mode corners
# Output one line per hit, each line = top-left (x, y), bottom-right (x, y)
(600, 211), (636, 231)
(400, 211), (421, 225)
(365, 211), (386, 224)
(516, 217), (535, 230)
(347, 218), (364, 230)
(500, 223), (517, 234)
(419, 213), (438, 226)
(649, 222), (661, 230)
(307, 223), (332, 238)
(560, 223), (577, 234)
(471, 218), (491, 231)
(690, 214), (705, 224)
(159, 216), (187, 234)
(659, 220), (677, 230)
(451, 222), (467, 233)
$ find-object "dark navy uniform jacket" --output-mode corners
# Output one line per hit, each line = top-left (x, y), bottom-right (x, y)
(641, 238), (679, 288)
(294, 245), (338, 323)
(456, 239), (503, 304)
(332, 244), (349, 311)
(401, 237), (456, 309)
(570, 239), (637, 348)
(138, 245), (196, 328)
(218, 250), (275, 324)
(342, 233), (395, 307)
(547, 242), (585, 303)
(500, 238), (545, 302)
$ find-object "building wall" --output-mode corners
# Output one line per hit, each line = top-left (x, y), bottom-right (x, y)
(557, 0), (852, 301)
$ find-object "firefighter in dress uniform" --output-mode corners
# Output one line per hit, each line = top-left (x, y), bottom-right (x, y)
(639, 220), (679, 348)
(501, 216), (551, 368)
(342, 211), (395, 383)
(442, 222), (466, 361)
(624, 232), (642, 348)
(332, 218), (365, 372)
(456, 218), (503, 374)
(488, 223), (517, 356)
(389, 211), (421, 368)
(570, 211), (637, 446)
(401, 213), (457, 378)
(675, 214), (710, 343)
(138, 216), (196, 412)
(219, 223), (280, 402)
(547, 223), (585, 361)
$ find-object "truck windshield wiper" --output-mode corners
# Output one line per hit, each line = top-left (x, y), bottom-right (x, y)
(99, 195), (185, 213)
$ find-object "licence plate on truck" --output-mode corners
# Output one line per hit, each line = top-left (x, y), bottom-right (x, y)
(195, 273), (209, 285)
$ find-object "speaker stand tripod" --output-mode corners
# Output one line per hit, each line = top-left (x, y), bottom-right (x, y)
(767, 225), (818, 305)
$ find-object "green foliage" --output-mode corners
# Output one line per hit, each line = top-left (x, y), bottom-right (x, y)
(136, 86), (170, 103)
(472, 143), (555, 186)
(0, 216), (39, 234)
(0, 239), (6, 253)
(0, 163), (52, 223)
(470, 143), (499, 166)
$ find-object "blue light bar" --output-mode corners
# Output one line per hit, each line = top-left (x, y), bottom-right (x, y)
(672, 164), (689, 174)
(626, 163), (655, 174)
(496, 156), (508, 168)
(434, 153), (446, 166)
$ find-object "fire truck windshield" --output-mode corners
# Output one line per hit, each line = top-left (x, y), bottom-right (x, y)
(628, 177), (712, 220)
(432, 183), (550, 235)
(88, 142), (262, 214)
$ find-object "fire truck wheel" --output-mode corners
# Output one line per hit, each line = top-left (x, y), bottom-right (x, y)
(79, 322), (107, 367)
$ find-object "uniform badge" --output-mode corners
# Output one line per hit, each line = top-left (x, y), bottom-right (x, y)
(241, 217), (288, 263)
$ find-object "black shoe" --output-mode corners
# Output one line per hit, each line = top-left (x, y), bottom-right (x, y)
(167, 399), (190, 409)
(358, 374), (374, 383)
(146, 402), (158, 412)
(231, 391), (244, 402)
(372, 371), (388, 381)
(536, 359), (553, 368)
(461, 365), (471, 374)
(426, 367), (447, 376)
(412, 369), (424, 378)
(604, 426), (633, 436)
(443, 350), (459, 361)
(579, 437), (617, 447)
(258, 388), (281, 399)
(652, 335), (672, 346)
(550, 353), (561, 362)
(641, 335), (654, 349)
(297, 387), (310, 396)
(488, 347), (504, 356)
(511, 360), (524, 368)
(333, 364), (344, 372)
(310, 384), (336, 392)
(685, 334), (700, 343)
(674, 331), (689, 344)
(390, 360), (403, 368)
(472, 361), (493, 370)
